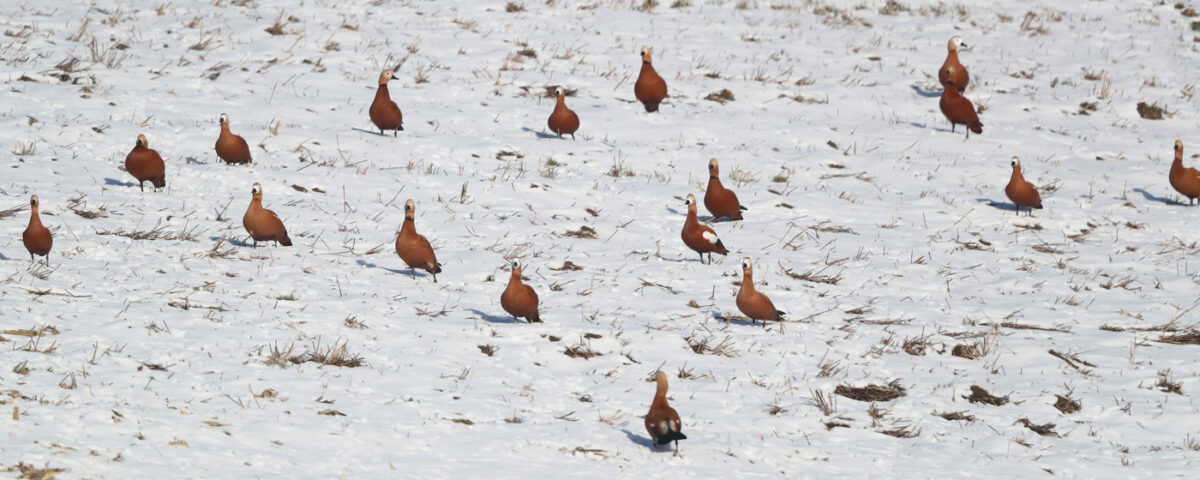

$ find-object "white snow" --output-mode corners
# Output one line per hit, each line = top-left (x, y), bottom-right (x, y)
(2, 0), (1199, 477)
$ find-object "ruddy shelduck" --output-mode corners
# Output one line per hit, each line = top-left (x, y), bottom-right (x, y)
(703, 158), (746, 221)
(395, 199), (441, 282)
(736, 258), (785, 326)
(369, 69), (404, 136)
(215, 113), (252, 164)
(1170, 140), (1200, 205)
(938, 66), (982, 138)
(634, 46), (668, 113)
(501, 260), (541, 323)
(938, 36), (969, 93)
(125, 134), (166, 192)
(242, 183), (292, 247)
(22, 195), (52, 265)
(1005, 157), (1043, 216)
(644, 370), (686, 452)
(546, 86), (580, 139)
(681, 194), (728, 264)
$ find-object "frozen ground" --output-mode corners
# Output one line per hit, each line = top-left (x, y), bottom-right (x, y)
(2, 0), (1199, 477)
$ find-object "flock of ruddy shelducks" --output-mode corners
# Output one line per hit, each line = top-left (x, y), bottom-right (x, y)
(14, 38), (1200, 454)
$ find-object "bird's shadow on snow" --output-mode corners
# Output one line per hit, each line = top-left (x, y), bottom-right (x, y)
(711, 312), (762, 328)
(1132, 188), (1187, 206)
(664, 206), (713, 222)
(977, 198), (1019, 212)
(915, 123), (957, 134)
(910, 84), (942, 98)
(356, 259), (416, 276)
(104, 178), (138, 188)
(622, 429), (655, 448)
(211, 235), (255, 248)
(469, 308), (520, 324)
(521, 127), (559, 140)
(352, 127), (397, 137)
(0, 252), (9, 261)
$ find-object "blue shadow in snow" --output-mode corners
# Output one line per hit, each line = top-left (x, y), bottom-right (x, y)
(712, 311), (767, 328)
(353, 126), (397, 137)
(666, 206), (714, 223)
(1133, 188), (1188, 206)
(104, 178), (138, 188)
(910, 84), (942, 98)
(521, 127), (560, 140)
(976, 198), (1019, 212)
(210, 235), (256, 248)
(356, 259), (421, 276)
(469, 308), (521, 324)
(622, 429), (655, 448)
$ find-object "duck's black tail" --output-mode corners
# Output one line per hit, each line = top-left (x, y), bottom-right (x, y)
(656, 431), (687, 444)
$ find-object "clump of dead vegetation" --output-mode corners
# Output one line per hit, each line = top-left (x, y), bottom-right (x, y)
(902, 335), (930, 356)
(1053, 393), (1081, 414)
(549, 260), (583, 271)
(563, 338), (601, 359)
(704, 89), (735, 104)
(262, 339), (364, 368)
(951, 343), (979, 359)
(964, 385), (1009, 406)
(0, 204), (24, 220)
(685, 331), (739, 357)
(880, 424), (920, 438)
(66, 195), (108, 218)
(12, 462), (65, 479)
(1156, 370), (1183, 395)
(807, 389), (838, 416)
(1015, 418), (1059, 437)
(935, 411), (975, 422)
(96, 221), (202, 241)
(834, 380), (905, 402)
(781, 266), (841, 285)
(562, 225), (597, 239)
(1158, 330), (1200, 345)
(1136, 101), (1171, 120)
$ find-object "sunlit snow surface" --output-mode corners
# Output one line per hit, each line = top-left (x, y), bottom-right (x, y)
(1, 0), (1198, 477)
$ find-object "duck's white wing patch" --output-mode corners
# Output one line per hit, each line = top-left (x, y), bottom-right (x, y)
(702, 231), (720, 245)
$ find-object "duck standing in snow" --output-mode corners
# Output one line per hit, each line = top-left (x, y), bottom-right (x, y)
(634, 46), (668, 113)
(703, 158), (746, 221)
(501, 260), (541, 323)
(395, 199), (441, 281)
(938, 66), (982, 138)
(22, 195), (52, 265)
(1004, 157), (1043, 216)
(736, 258), (785, 326)
(215, 113), (252, 164)
(1170, 140), (1200, 205)
(546, 86), (579, 139)
(644, 370), (686, 453)
(369, 69), (404, 136)
(242, 183), (292, 247)
(681, 194), (728, 264)
(125, 134), (166, 192)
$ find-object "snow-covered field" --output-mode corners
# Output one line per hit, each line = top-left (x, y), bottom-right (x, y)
(2, 0), (1199, 477)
